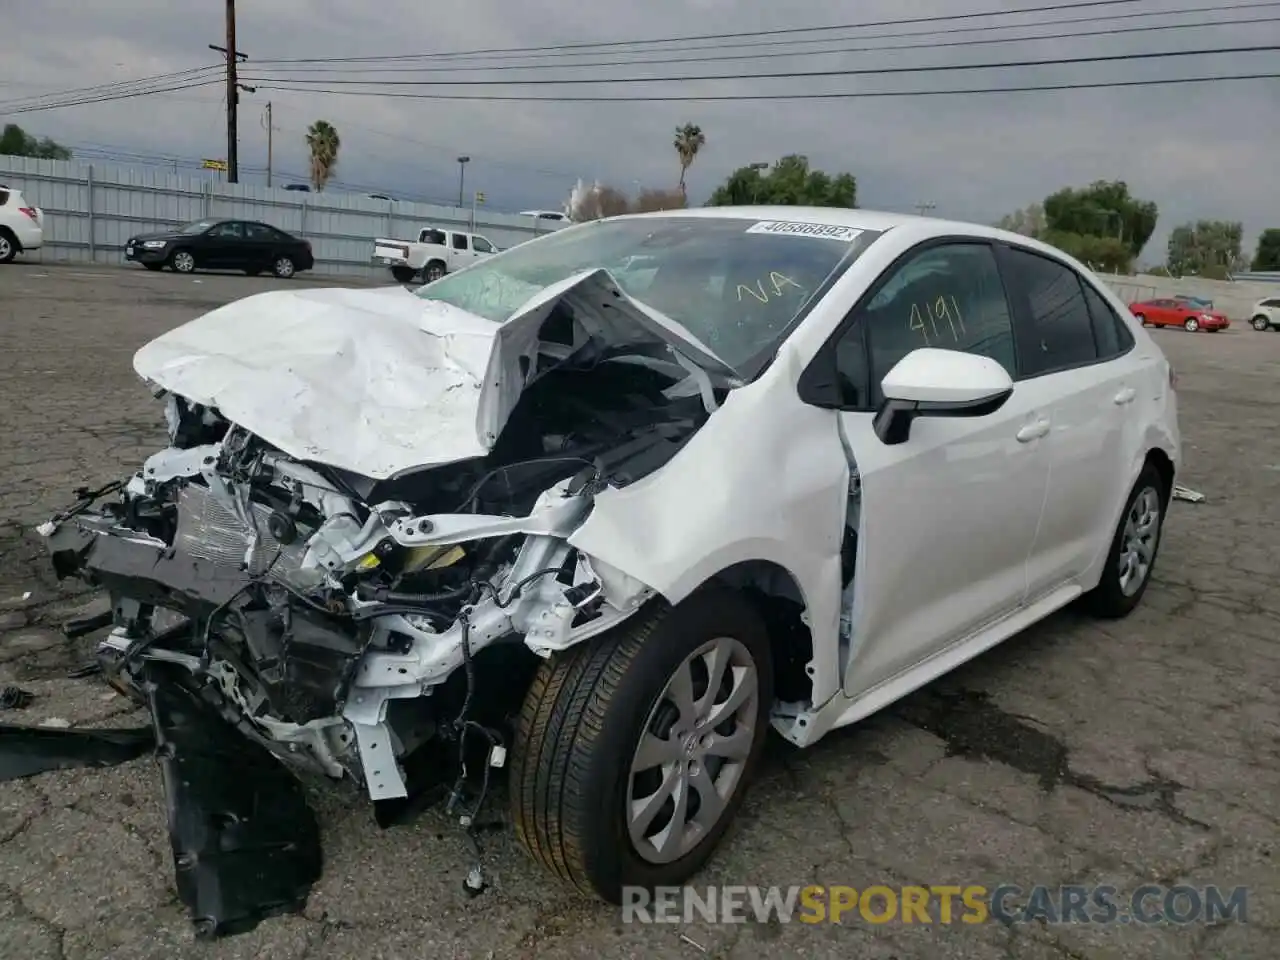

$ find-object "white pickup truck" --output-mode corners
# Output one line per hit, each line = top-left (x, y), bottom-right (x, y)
(371, 227), (500, 284)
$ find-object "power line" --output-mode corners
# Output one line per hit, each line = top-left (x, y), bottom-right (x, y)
(0, 65), (223, 111)
(258, 12), (1280, 77)
(243, 42), (1280, 87)
(3, 79), (225, 116)
(251, 0), (1155, 64)
(254, 71), (1280, 103)
(256, 0), (1280, 70)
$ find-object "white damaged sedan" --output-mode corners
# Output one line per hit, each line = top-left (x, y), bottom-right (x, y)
(40, 207), (1180, 903)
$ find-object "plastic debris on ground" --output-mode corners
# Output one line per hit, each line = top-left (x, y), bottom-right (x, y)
(1172, 483), (1206, 503)
(0, 686), (34, 710)
(0, 722), (153, 781)
(144, 661), (324, 939)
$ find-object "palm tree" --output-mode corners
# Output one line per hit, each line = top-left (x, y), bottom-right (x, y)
(673, 123), (706, 200)
(305, 120), (341, 192)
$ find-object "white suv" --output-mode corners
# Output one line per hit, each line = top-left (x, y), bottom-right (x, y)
(0, 184), (44, 263)
(1249, 297), (1280, 332)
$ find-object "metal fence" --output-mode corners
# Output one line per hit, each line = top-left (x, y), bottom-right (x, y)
(0, 155), (567, 280)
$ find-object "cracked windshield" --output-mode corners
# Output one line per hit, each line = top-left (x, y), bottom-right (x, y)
(415, 217), (878, 370)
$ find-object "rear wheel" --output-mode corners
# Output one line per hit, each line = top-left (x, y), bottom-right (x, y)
(391, 265), (418, 283)
(0, 229), (18, 263)
(273, 256), (295, 278)
(510, 586), (772, 903)
(1252, 315), (1271, 332)
(1083, 463), (1167, 619)
(1183, 317), (1199, 332)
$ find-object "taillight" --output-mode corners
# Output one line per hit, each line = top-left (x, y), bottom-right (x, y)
(19, 206), (38, 224)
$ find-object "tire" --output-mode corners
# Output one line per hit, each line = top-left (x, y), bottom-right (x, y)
(1183, 317), (1199, 332)
(424, 260), (446, 283)
(170, 249), (195, 273)
(143, 263), (164, 272)
(0, 229), (17, 264)
(1133, 313), (1146, 326)
(272, 256), (295, 279)
(1083, 462), (1168, 619)
(391, 265), (418, 284)
(510, 585), (773, 903)
(1252, 315), (1271, 332)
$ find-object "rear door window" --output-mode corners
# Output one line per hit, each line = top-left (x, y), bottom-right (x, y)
(1003, 247), (1098, 375)
(452, 233), (469, 251)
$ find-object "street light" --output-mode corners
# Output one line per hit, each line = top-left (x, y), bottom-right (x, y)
(457, 156), (470, 207)
(748, 161), (768, 204)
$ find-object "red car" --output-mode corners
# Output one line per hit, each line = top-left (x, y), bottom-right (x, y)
(1128, 297), (1230, 332)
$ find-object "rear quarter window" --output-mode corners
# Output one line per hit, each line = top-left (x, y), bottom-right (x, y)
(0, 188), (9, 205)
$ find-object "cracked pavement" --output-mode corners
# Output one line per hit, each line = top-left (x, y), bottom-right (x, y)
(1, 263), (1276, 959)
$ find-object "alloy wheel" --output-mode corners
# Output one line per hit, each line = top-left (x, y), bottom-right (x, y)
(1118, 485), (1161, 597)
(172, 251), (195, 273)
(627, 635), (759, 865)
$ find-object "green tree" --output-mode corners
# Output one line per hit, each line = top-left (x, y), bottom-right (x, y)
(1042, 180), (1157, 261)
(1166, 220), (1244, 276)
(994, 202), (1045, 238)
(304, 120), (341, 192)
(706, 155), (856, 208)
(1038, 230), (1133, 273)
(0, 123), (71, 159)
(673, 123), (706, 201)
(1252, 228), (1280, 271)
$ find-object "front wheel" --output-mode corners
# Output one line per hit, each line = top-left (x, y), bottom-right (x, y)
(510, 586), (773, 903)
(1083, 463), (1167, 619)
(1133, 313), (1147, 326)
(169, 249), (195, 273)
(1183, 317), (1199, 332)
(424, 260), (446, 283)
(1252, 315), (1271, 332)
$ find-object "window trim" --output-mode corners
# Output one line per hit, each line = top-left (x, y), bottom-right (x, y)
(797, 235), (1023, 412)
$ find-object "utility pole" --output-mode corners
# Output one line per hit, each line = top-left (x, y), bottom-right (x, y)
(209, 0), (247, 183)
(263, 101), (273, 187)
(457, 156), (470, 207)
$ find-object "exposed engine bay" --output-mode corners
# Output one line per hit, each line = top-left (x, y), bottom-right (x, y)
(36, 282), (741, 869)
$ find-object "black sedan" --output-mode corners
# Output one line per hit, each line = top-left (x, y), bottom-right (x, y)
(125, 219), (315, 278)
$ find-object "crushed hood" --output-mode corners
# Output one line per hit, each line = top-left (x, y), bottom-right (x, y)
(133, 269), (732, 480)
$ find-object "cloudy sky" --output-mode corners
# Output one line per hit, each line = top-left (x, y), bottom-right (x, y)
(2, 0), (1277, 262)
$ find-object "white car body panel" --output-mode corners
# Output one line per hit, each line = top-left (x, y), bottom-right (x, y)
(132, 269), (731, 480)
(0, 186), (43, 253)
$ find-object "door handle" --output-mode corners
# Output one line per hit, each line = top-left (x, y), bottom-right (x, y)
(1114, 387), (1136, 405)
(1016, 419), (1050, 443)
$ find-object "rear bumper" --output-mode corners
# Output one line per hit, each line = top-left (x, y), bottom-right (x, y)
(12, 221), (42, 251)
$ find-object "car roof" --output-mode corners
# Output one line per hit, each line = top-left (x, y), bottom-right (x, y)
(604, 205), (1069, 254)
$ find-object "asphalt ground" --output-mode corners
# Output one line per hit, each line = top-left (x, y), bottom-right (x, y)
(0, 262), (1277, 960)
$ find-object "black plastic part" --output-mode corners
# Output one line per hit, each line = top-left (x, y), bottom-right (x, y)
(0, 687), (34, 710)
(0, 723), (154, 781)
(62, 609), (114, 639)
(144, 663), (323, 939)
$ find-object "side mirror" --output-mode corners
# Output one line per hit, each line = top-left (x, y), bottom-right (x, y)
(873, 348), (1013, 445)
